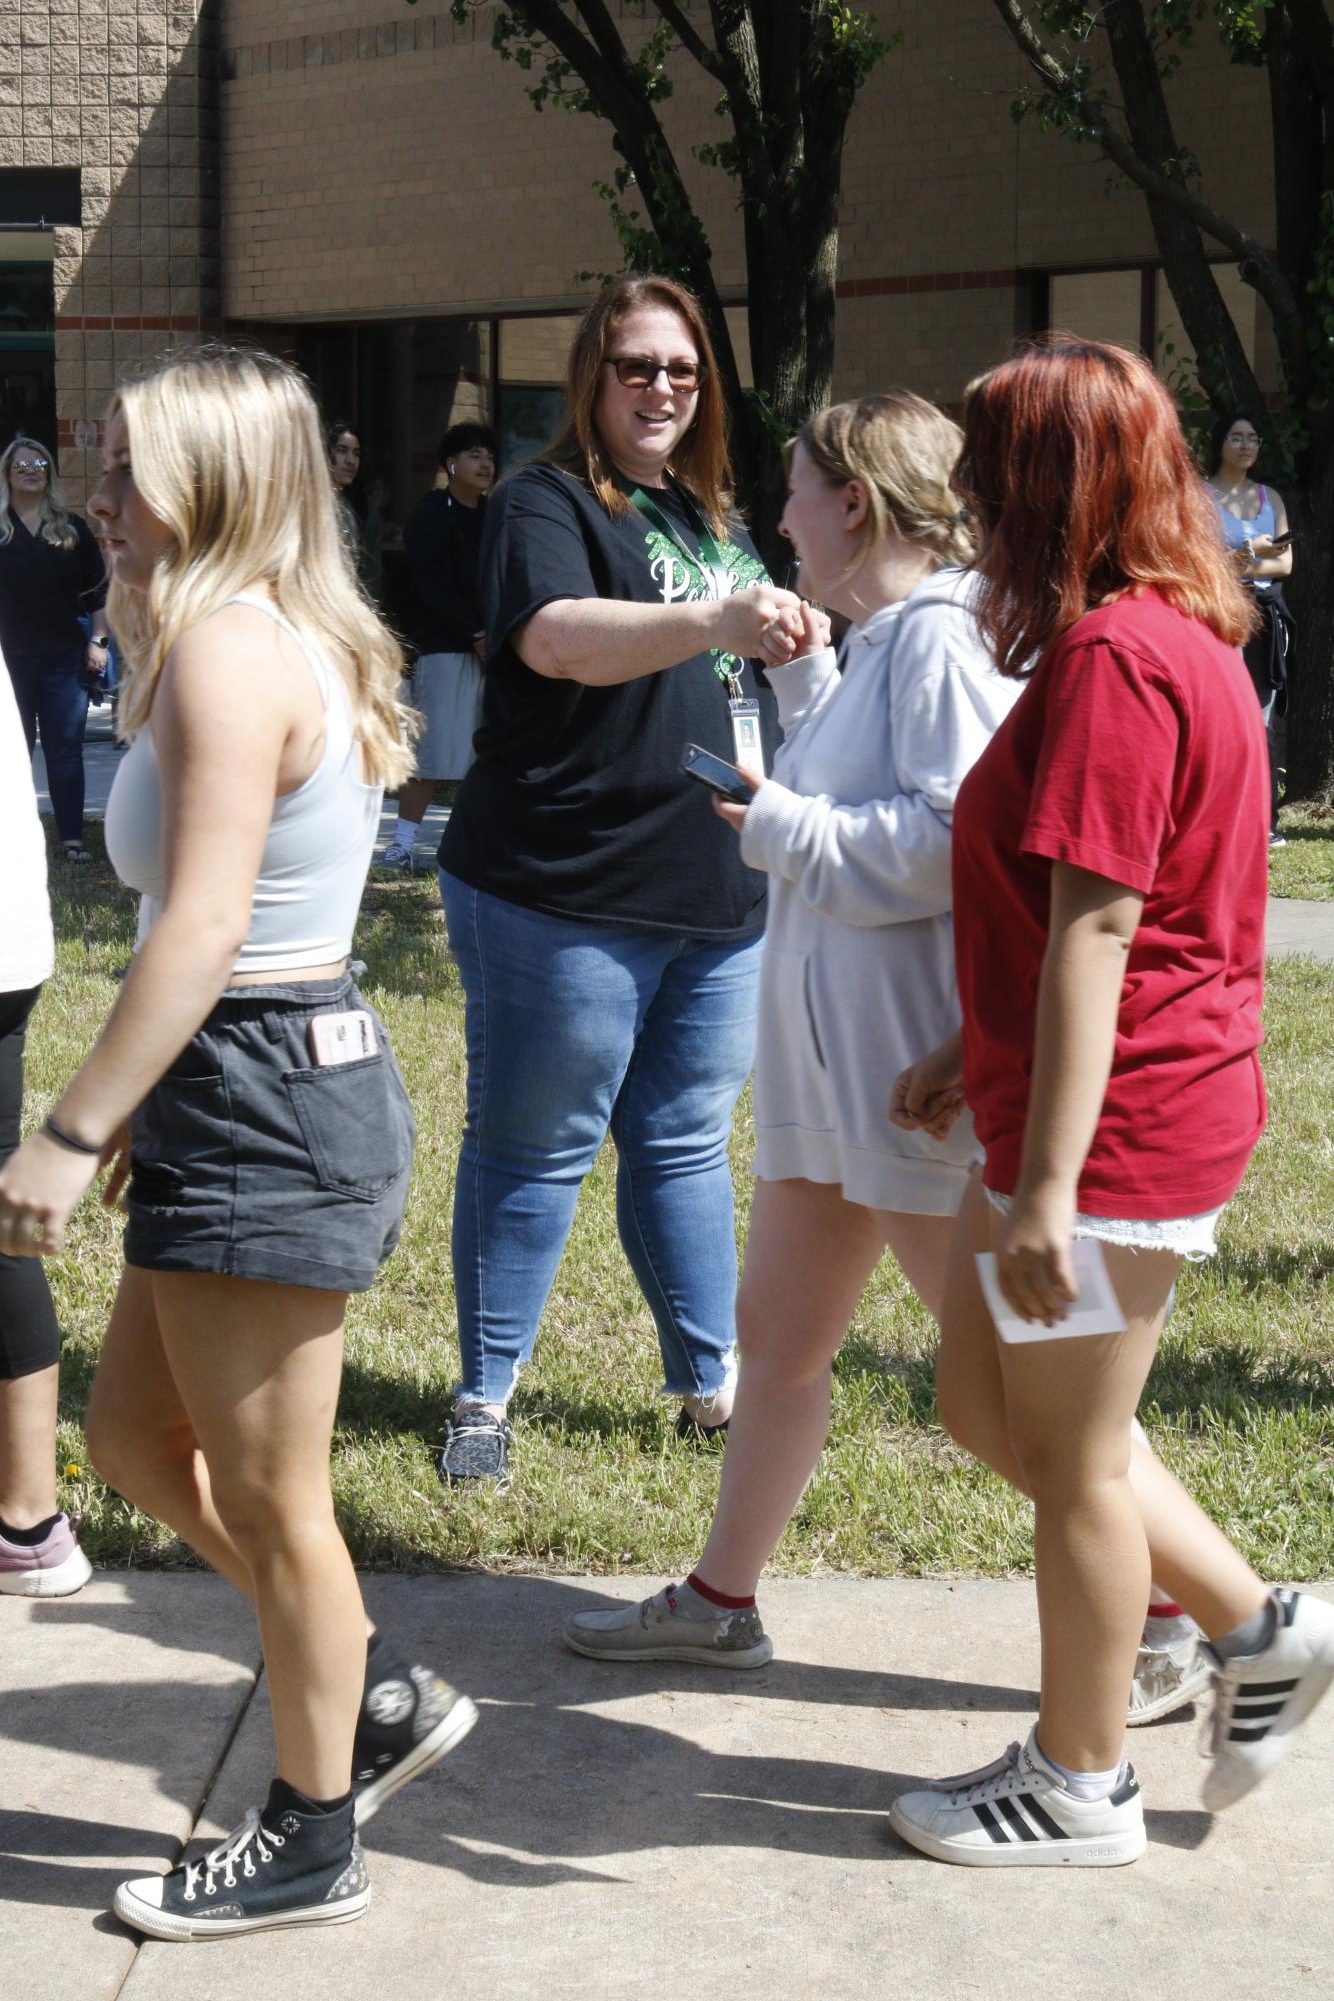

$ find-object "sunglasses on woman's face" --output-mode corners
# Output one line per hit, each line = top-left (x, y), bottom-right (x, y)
(11, 458), (49, 475)
(603, 356), (706, 391)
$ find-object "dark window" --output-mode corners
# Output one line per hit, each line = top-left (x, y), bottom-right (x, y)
(0, 170), (82, 229)
(0, 260), (56, 449)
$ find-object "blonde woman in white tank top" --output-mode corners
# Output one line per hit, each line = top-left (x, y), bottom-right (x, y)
(0, 348), (476, 1941)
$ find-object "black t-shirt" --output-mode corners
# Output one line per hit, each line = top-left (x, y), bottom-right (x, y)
(0, 512), (105, 659)
(438, 462), (779, 938)
(402, 488), (486, 654)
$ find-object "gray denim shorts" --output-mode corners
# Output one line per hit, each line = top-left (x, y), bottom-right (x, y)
(124, 966), (415, 1293)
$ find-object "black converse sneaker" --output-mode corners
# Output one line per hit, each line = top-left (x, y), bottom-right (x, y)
(889, 1730), (1146, 1867)
(353, 1656), (479, 1826)
(113, 1786), (369, 1941)
(1201, 1589), (1334, 1811)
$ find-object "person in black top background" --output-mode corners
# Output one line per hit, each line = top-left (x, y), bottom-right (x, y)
(326, 418), (384, 602)
(0, 437), (109, 862)
(434, 275), (826, 1489)
(378, 423), (495, 869)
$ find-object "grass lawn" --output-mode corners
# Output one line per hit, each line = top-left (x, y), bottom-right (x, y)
(27, 833), (1334, 1582)
(1269, 804), (1334, 901)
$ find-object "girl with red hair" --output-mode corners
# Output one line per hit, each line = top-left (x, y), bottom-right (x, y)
(889, 338), (1334, 1867)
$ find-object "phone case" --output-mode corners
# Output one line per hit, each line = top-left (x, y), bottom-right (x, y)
(307, 1010), (378, 1066)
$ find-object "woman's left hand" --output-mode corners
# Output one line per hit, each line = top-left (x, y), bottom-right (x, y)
(712, 764), (762, 832)
(0, 1130), (105, 1257)
(84, 638), (109, 681)
(996, 1183), (1079, 1327)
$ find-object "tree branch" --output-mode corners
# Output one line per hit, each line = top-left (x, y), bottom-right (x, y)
(706, 2), (780, 204)
(650, 0), (726, 82)
(992, 0), (1303, 336)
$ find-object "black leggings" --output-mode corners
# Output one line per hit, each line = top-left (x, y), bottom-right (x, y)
(0, 986), (61, 1380)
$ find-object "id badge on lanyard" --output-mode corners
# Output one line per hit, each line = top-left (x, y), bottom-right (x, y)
(629, 480), (768, 779)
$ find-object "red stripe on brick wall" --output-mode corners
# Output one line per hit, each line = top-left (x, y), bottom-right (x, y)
(55, 315), (225, 332)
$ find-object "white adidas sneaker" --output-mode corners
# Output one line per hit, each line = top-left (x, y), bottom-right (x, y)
(889, 1730), (1146, 1868)
(1201, 1589), (1334, 1811)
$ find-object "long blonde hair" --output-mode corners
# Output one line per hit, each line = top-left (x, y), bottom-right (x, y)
(794, 393), (976, 577)
(0, 436), (80, 550)
(108, 345), (414, 786)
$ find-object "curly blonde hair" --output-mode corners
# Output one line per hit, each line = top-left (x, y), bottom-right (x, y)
(107, 345), (414, 787)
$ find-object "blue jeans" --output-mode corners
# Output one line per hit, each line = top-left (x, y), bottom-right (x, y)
(6, 647), (90, 843)
(440, 872), (762, 1407)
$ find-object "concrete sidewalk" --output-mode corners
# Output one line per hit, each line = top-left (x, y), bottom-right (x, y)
(3, 1575), (1331, 2001)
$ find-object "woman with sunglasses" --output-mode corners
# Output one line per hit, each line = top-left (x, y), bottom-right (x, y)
(0, 437), (110, 864)
(435, 275), (818, 1489)
(1205, 413), (1293, 846)
(563, 391), (1020, 1671)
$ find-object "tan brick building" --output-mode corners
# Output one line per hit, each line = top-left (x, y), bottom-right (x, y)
(2, 0), (1277, 514)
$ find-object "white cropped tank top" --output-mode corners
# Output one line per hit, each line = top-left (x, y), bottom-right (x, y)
(105, 594), (385, 973)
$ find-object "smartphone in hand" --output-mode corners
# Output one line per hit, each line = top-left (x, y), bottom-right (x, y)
(681, 742), (754, 805)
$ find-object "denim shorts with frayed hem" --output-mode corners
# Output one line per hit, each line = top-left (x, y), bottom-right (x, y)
(124, 967), (414, 1294)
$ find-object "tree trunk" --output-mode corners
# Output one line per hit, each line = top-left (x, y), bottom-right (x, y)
(1284, 419), (1334, 802)
(1103, 0), (1265, 412)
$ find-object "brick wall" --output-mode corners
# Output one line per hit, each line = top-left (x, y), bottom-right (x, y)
(1, 0), (221, 504)
(0, 1), (1279, 507)
(218, 0), (1276, 408)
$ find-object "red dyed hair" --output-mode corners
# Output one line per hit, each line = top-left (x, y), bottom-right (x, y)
(955, 336), (1254, 677)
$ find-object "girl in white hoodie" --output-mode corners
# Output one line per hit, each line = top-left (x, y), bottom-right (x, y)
(566, 392), (1020, 1665)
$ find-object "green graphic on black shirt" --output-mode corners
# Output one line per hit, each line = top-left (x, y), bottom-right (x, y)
(643, 526), (768, 681)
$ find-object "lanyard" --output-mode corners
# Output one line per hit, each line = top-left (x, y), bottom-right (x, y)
(628, 479), (744, 691)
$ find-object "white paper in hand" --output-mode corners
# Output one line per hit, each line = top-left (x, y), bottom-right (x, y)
(976, 1239), (1128, 1345)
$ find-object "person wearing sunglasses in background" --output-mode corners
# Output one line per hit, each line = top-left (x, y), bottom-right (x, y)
(0, 437), (110, 864)
(1204, 413), (1294, 847)
(434, 275), (821, 1490)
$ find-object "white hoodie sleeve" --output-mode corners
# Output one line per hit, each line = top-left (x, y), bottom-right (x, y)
(738, 598), (1006, 928)
(766, 644), (841, 766)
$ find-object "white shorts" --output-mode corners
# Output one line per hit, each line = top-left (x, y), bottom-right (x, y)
(412, 650), (483, 780)
(984, 1188), (1224, 1260)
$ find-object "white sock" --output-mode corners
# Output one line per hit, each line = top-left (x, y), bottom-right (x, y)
(1031, 1737), (1123, 1802)
(393, 816), (421, 850)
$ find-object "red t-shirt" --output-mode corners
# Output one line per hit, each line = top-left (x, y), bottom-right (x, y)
(952, 589), (1268, 1217)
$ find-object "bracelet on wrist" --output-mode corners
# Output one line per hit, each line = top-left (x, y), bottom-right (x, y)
(42, 1115), (103, 1157)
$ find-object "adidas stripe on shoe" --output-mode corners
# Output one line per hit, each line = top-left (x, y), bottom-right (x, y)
(1201, 1589), (1334, 1812)
(889, 1730), (1146, 1868)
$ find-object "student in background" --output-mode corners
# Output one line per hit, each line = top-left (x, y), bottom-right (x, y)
(0, 645), (92, 1599)
(378, 424), (495, 871)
